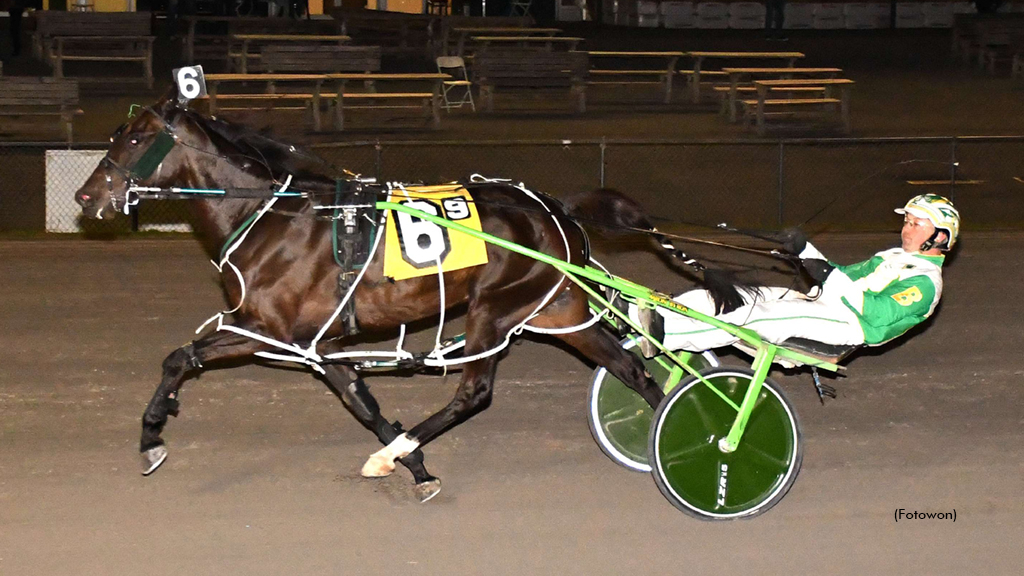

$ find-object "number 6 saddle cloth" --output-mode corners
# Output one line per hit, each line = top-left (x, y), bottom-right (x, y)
(383, 185), (489, 281)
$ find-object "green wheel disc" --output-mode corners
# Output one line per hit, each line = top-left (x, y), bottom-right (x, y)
(588, 337), (718, 472)
(649, 367), (802, 520)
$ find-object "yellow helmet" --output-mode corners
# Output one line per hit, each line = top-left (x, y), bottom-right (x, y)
(895, 194), (961, 250)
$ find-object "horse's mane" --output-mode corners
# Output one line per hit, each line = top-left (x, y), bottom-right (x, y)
(180, 109), (337, 190)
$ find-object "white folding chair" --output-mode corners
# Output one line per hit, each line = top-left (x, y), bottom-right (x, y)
(509, 0), (532, 17)
(436, 56), (476, 112)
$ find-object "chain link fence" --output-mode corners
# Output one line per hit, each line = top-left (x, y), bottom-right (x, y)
(4, 136), (1023, 234)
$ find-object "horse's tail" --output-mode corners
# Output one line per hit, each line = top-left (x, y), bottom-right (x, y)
(565, 188), (755, 315)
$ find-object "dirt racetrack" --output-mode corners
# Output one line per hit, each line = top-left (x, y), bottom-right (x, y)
(1, 232), (1022, 575)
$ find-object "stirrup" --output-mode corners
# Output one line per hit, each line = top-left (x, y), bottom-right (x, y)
(811, 367), (837, 405)
(637, 306), (664, 359)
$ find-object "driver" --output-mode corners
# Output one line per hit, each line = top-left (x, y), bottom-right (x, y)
(634, 194), (960, 352)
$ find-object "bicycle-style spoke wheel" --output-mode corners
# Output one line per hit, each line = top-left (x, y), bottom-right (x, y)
(649, 367), (802, 520)
(588, 337), (718, 472)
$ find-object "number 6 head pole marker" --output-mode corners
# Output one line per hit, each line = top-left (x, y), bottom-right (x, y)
(172, 65), (208, 104)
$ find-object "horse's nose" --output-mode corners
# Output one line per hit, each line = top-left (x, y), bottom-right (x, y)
(75, 190), (92, 207)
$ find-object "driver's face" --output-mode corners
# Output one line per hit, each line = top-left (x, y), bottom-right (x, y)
(901, 213), (936, 252)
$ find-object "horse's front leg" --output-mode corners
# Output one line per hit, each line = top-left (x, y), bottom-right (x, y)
(359, 294), (516, 482)
(320, 365), (441, 502)
(140, 330), (269, 475)
(360, 351), (500, 481)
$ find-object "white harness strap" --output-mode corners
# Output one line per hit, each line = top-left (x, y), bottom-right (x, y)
(196, 175), (291, 333)
(196, 175), (601, 372)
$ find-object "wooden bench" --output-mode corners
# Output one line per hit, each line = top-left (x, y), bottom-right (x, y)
(230, 34), (352, 74)
(714, 85), (827, 116)
(586, 51), (684, 104)
(471, 35), (584, 55)
(328, 8), (439, 57)
(975, 25), (1024, 75)
(263, 44), (380, 74)
(721, 67), (842, 122)
(0, 77), (82, 143)
(32, 12), (154, 89)
(180, 16), (345, 66)
(685, 51), (804, 104)
(262, 44), (381, 93)
(952, 13), (1024, 66)
(449, 27), (561, 57)
(200, 73), (447, 132)
(439, 15), (532, 53)
(473, 50), (589, 114)
(741, 79), (854, 136)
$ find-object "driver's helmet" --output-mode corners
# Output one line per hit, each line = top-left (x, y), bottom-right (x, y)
(895, 194), (961, 250)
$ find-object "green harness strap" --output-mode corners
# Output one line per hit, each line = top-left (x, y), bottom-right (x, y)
(219, 209), (262, 262)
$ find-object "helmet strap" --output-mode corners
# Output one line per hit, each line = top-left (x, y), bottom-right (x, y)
(920, 229), (944, 252)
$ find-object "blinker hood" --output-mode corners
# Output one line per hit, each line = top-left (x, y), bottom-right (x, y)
(128, 130), (176, 180)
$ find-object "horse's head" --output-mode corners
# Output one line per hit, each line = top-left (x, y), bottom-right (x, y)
(75, 91), (190, 220)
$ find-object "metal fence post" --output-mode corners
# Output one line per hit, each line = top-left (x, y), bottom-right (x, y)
(374, 140), (383, 183)
(949, 137), (958, 202)
(777, 141), (785, 226)
(599, 137), (607, 188)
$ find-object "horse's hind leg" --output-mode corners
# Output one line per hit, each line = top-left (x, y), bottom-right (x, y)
(531, 287), (665, 409)
(140, 330), (269, 475)
(320, 365), (441, 502)
(552, 323), (665, 408)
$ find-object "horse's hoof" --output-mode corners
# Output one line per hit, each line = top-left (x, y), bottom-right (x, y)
(414, 478), (442, 503)
(141, 445), (168, 476)
(361, 454), (395, 478)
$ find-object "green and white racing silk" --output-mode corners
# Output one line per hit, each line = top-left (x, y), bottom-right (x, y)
(802, 243), (945, 345)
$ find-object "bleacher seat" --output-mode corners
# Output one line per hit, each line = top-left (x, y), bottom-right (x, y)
(661, 1), (697, 28)
(921, 2), (954, 27)
(696, 2), (730, 28)
(729, 2), (766, 29)
(813, 3), (845, 28)
(844, 3), (877, 29)
(784, 3), (816, 28)
(867, 2), (890, 26)
(896, 3), (926, 28)
(637, 1), (661, 26)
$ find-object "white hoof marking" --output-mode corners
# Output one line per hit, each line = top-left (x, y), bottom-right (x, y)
(361, 433), (420, 478)
(361, 454), (396, 478)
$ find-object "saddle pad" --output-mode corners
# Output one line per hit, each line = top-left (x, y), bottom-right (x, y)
(383, 185), (489, 281)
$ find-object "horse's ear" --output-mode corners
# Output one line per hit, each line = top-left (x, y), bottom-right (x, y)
(153, 84), (181, 116)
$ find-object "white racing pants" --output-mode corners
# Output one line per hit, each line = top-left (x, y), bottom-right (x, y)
(629, 285), (865, 352)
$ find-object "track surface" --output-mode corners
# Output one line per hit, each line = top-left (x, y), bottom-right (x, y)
(1, 233), (1022, 575)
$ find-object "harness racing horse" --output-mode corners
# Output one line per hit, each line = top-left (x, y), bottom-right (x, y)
(73, 93), (731, 502)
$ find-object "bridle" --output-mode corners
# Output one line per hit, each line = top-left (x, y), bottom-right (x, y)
(100, 106), (181, 214)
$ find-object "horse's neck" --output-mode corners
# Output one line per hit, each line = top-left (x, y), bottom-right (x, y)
(185, 161), (280, 258)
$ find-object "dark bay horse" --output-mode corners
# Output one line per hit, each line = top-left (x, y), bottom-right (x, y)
(73, 94), (689, 502)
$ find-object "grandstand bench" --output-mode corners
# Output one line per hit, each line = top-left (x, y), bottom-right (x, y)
(32, 12), (154, 89)
(0, 77), (82, 143)
(742, 78), (854, 136)
(473, 50), (589, 114)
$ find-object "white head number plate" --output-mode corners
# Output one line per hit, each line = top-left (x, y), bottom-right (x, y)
(173, 66), (207, 103)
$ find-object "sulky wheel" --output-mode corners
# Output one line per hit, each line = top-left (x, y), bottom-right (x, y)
(648, 367), (802, 520)
(588, 337), (718, 472)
